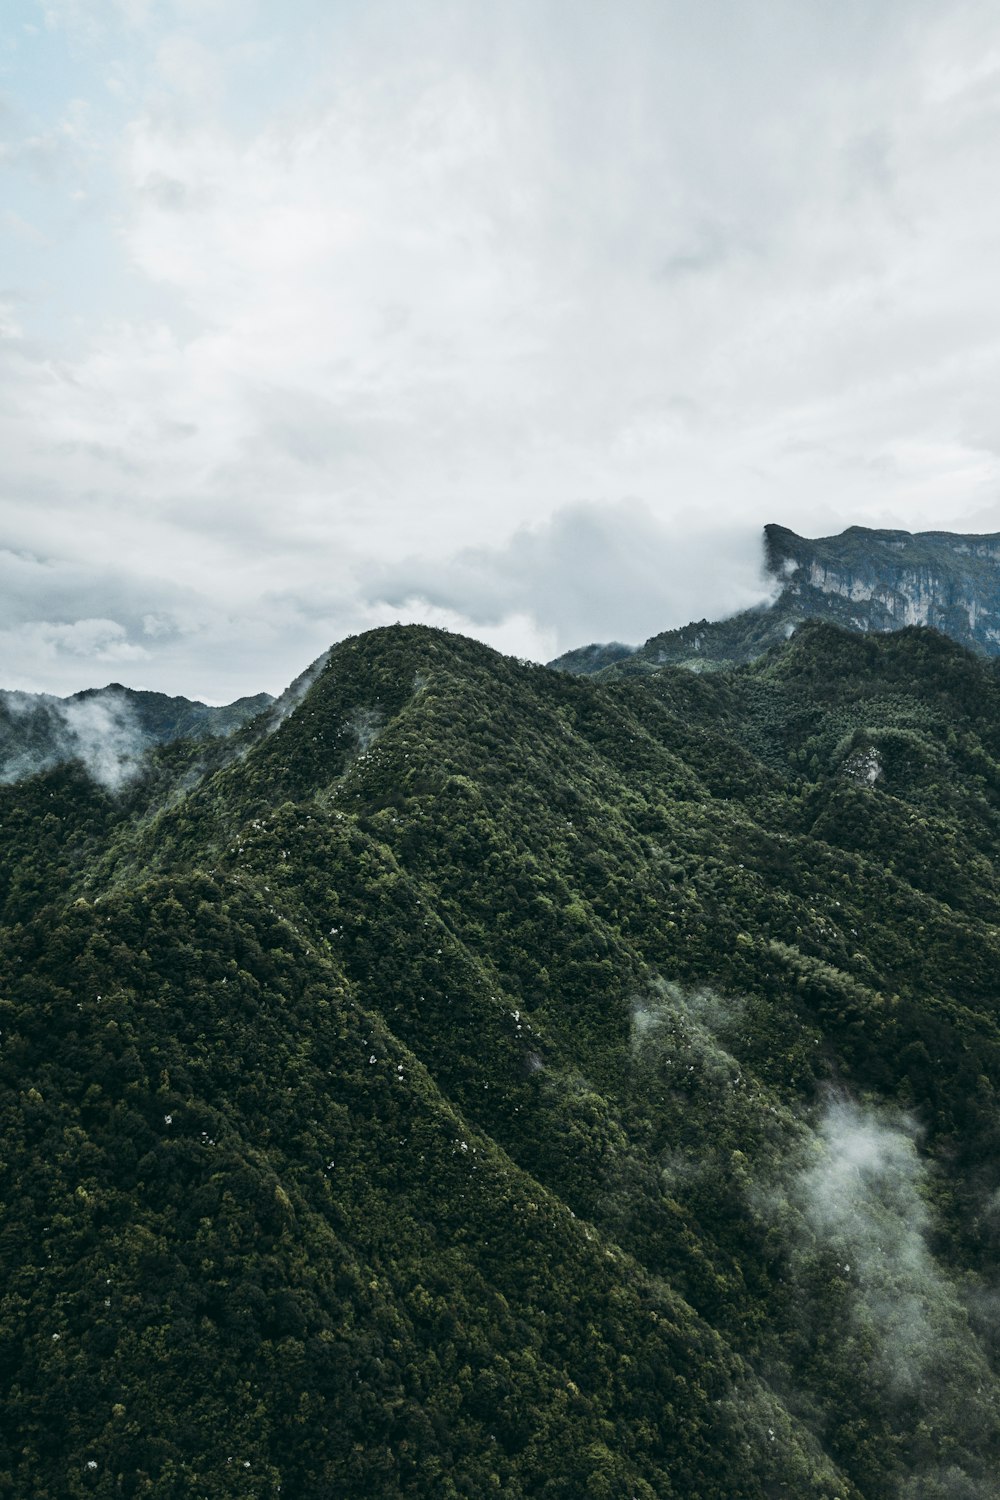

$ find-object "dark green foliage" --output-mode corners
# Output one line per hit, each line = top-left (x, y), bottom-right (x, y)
(3, 620), (1000, 1495)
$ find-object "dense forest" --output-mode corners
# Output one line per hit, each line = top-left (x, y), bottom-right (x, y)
(2, 619), (1000, 1497)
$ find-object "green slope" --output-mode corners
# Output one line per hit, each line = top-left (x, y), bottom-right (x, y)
(2, 622), (1000, 1496)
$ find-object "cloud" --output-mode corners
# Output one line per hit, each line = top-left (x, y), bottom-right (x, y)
(797, 1097), (941, 1389)
(789, 1094), (999, 1490)
(56, 692), (145, 787)
(363, 500), (775, 651)
(5, 617), (149, 662)
(0, 686), (146, 789)
(8, 2), (1000, 694)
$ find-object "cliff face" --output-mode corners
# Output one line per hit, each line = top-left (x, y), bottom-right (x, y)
(765, 523), (1000, 655)
(556, 524), (1000, 676)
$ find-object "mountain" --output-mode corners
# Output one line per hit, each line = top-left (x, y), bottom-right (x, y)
(552, 522), (1000, 675)
(543, 640), (637, 675)
(765, 522), (1000, 649)
(0, 684), (274, 788)
(2, 621), (1000, 1496)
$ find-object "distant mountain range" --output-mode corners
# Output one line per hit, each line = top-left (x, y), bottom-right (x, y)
(552, 522), (1000, 674)
(0, 648), (344, 790)
(0, 684), (274, 788)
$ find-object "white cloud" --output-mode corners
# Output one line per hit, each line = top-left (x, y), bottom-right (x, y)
(56, 692), (145, 787)
(364, 500), (774, 651)
(790, 1095), (999, 1477)
(36, 617), (148, 659)
(7, 1), (1000, 694)
(0, 684), (148, 788)
(0, 618), (148, 690)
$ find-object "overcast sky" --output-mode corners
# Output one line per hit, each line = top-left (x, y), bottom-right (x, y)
(5, 0), (1000, 698)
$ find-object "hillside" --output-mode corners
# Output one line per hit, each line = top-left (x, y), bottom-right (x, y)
(552, 523), (1000, 675)
(2, 622), (1000, 1496)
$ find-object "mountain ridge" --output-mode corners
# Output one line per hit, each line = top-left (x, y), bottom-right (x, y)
(2, 618), (1000, 1494)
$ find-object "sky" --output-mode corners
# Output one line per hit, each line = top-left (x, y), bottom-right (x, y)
(5, 0), (1000, 699)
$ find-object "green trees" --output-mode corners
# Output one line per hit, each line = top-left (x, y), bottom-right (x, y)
(2, 620), (1000, 1495)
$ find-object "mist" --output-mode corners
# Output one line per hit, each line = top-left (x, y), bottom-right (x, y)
(0, 689), (148, 791)
(628, 980), (1000, 1498)
(790, 1095), (999, 1496)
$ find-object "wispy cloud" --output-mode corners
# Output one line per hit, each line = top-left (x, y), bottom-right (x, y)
(787, 1094), (1000, 1494)
(1, 686), (146, 788)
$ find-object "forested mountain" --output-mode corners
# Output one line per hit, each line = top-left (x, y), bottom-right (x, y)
(0, 684), (273, 788)
(2, 620), (1000, 1497)
(553, 523), (1000, 674)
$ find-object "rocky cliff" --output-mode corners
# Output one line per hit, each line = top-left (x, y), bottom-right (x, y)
(765, 523), (1000, 648)
(553, 523), (1000, 675)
